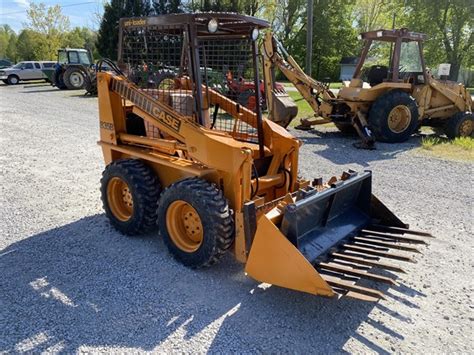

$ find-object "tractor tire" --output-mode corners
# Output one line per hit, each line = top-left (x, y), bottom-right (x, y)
(154, 70), (176, 90)
(84, 72), (97, 95)
(444, 112), (473, 139)
(334, 122), (357, 135)
(63, 66), (86, 90)
(368, 90), (419, 143)
(101, 159), (161, 235)
(7, 75), (19, 85)
(157, 177), (234, 268)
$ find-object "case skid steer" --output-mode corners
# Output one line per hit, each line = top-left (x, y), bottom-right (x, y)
(97, 14), (431, 301)
(262, 29), (472, 148)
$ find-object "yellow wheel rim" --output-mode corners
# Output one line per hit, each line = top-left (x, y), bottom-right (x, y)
(166, 200), (203, 253)
(459, 119), (473, 137)
(388, 105), (412, 133)
(107, 177), (133, 222)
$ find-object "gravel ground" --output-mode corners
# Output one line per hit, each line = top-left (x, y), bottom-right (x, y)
(1, 82), (472, 353)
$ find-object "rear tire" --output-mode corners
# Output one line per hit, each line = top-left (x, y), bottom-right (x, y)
(63, 67), (85, 90)
(7, 75), (19, 85)
(157, 178), (234, 268)
(84, 72), (97, 95)
(444, 112), (473, 139)
(101, 159), (161, 235)
(368, 90), (419, 142)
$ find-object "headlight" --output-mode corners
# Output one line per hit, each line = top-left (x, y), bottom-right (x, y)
(251, 28), (259, 41)
(207, 18), (218, 33)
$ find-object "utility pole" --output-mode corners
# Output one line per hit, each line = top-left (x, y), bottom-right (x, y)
(305, 0), (313, 76)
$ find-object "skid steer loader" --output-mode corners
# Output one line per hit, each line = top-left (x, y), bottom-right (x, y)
(263, 29), (472, 147)
(96, 14), (431, 301)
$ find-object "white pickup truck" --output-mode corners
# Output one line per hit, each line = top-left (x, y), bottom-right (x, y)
(0, 61), (56, 85)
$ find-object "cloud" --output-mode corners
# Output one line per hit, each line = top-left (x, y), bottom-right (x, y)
(13, 0), (29, 7)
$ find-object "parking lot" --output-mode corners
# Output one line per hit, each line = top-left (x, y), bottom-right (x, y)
(1, 82), (472, 353)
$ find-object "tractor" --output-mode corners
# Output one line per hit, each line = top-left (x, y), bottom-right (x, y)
(263, 29), (472, 147)
(96, 14), (431, 301)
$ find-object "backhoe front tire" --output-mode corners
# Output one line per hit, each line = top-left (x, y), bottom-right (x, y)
(368, 90), (419, 143)
(63, 67), (85, 90)
(157, 178), (234, 268)
(444, 112), (473, 139)
(101, 159), (161, 235)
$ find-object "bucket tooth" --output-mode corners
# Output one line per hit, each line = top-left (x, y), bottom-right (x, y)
(361, 230), (427, 244)
(354, 237), (421, 253)
(321, 275), (386, 301)
(327, 260), (372, 271)
(345, 291), (382, 302)
(331, 252), (406, 273)
(342, 244), (415, 263)
(318, 262), (396, 285)
(367, 224), (434, 238)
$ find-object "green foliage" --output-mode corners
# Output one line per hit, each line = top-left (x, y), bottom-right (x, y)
(16, 29), (41, 61)
(421, 135), (474, 161)
(25, 3), (70, 60)
(153, 0), (183, 14)
(96, 0), (152, 60)
(6, 32), (17, 62)
(0, 25), (15, 60)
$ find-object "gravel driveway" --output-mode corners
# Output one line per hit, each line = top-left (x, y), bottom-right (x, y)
(1, 82), (472, 353)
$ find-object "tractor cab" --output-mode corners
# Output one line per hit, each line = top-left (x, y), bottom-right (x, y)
(57, 48), (93, 66)
(340, 28), (429, 101)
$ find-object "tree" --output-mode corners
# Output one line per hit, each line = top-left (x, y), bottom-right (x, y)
(24, 2), (70, 59)
(153, 0), (183, 14)
(0, 25), (15, 59)
(6, 33), (17, 62)
(96, 0), (152, 60)
(403, 0), (473, 80)
(16, 29), (41, 61)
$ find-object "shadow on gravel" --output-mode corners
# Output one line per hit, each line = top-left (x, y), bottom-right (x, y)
(1, 215), (423, 353)
(21, 89), (63, 94)
(295, 129), (422, 167)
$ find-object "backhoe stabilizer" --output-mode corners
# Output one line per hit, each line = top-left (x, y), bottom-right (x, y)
(245, 170), (431, 301)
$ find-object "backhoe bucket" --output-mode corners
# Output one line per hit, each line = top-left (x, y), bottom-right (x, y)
(245, 171), (431, 301)
(270, 91), (298, 127)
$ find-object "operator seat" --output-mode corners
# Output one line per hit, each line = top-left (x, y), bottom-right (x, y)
(367, 65), (389, 87)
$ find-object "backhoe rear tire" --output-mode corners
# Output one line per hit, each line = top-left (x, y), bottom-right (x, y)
(368, 90), (419, 143)
(63, 66), (86, 90)
(444, 112), (473, 139)
(101, 159), (161, 235)
(157, 177), (234, 268)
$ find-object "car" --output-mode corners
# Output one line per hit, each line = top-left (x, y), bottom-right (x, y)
(0, 61), (57, 85)
(0, 59), (12, 69)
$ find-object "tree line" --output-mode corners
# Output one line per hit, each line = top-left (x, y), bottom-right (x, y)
(1, 0), (472, 82)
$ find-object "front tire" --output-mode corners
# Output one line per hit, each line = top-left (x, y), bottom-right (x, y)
(444, 112), (473, 139)
(157, 178), (234, 268)
(101, 159), (161, 235)
(368, 90), (419, 142)
(7, 75), (19, 85)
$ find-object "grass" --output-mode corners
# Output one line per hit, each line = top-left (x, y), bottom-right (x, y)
(420, 136), (474, 161)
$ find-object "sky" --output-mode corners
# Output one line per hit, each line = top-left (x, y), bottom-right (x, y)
(0, 0), (104, 32)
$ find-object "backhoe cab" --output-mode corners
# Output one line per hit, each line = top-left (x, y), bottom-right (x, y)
(96, 14), (431, 302)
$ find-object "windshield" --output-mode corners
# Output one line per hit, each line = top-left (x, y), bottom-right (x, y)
(13, 62), (25, 69)
(58, 51), (67, 64)
(399, 41), (423, 72)
(78, 52), (91, 65)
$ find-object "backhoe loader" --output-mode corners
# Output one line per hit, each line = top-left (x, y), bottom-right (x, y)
(262, 29), (472, 146)
(97, 14), (431, 302)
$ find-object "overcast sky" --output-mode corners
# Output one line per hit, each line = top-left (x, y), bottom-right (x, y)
(0, 0), (104, 32)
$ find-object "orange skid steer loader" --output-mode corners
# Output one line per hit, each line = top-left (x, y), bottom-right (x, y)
(96, 14), (431, 301)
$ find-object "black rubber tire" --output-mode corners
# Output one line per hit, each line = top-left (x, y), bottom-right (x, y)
(101, 159), (161, 235)
(84, 72), (97, 95)
(63, 66), (86, 90)
(154, 70), (176, 89)
(368, 90), (419, 143)
(334, 122), (357, 135)
(7, 75), (19, 85)
(157, 177), (234, 268)
(444, 112), (473, 139)
(1, 79), (8, 84)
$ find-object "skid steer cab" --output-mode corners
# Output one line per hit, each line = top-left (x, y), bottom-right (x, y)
(96, 14), (431, 302)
